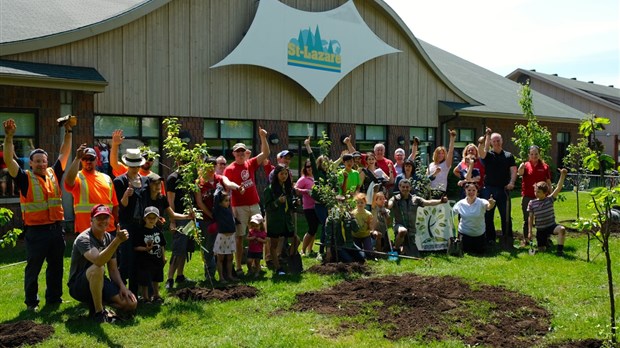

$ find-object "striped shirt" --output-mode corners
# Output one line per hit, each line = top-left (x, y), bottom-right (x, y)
(527, 196), (555, 229)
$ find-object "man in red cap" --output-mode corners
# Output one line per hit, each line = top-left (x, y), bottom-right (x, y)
(68, 204), (137, 323)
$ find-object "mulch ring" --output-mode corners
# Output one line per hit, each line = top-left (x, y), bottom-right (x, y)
(174, 285), (258, 302)
(292, 274), (552, 348)
(306, 262), (372, 276)
(0, 320), (54, 348)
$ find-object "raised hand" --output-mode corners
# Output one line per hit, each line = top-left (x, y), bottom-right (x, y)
(3, 119), (16, 136)
(112, 129), (124, 145)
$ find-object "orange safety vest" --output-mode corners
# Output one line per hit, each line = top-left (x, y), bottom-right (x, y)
(74, 171), (115, 232)
(19, 168), (64, 226)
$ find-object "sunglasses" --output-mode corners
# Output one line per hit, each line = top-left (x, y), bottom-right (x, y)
(217, 162), (226, 165)
(82, 156), (96, 162)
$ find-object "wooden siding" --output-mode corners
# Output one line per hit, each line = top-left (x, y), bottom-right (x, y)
(2, 0), (465, 127)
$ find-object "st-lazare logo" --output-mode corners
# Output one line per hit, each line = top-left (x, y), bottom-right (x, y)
(287, 25), (341, 73)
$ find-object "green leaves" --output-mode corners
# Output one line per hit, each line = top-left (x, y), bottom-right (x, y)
(0, 208), (22, 248)
(512, 82), (552, 164)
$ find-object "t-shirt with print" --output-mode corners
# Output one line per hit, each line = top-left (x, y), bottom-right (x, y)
(133, 225), (167, 267)
(223, 157), (260, 207)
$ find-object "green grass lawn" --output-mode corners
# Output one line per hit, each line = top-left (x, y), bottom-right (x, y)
(0, 190), (617, 347)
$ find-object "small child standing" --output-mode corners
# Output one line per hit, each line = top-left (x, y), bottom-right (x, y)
(351, 193), (374, 257)
(527, 168), (568, 255)
(133, 206), (166, 304)
(213, 187), (238, 283)
(246, 214), (267, 277)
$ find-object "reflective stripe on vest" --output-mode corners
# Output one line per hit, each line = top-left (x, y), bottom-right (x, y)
(20, 168), (64, 224)
(74, 172), (114, 213)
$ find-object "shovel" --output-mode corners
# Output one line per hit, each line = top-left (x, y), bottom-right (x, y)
(528, 240), (537, 255)
(386, 234), (399, 261)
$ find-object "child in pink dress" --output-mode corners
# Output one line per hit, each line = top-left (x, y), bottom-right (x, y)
(246, 214), (267, 277)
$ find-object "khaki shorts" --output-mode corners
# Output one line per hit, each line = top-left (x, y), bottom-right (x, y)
(232, 204), (261, 237)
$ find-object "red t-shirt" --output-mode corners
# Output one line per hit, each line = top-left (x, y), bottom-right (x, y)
(198, 174), (224, 221)
(521, 161), (550, 198)
(248, 228), (267, 253)
(457, 159), (486, 188)
(223, 157), (260, 207)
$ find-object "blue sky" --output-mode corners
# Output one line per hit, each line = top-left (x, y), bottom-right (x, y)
(384, 0), (620, 88)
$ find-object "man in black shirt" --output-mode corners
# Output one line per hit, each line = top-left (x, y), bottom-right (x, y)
(478, 128), (517, 249)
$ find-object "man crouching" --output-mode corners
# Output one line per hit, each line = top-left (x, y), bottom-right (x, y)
(67, 204), (137, 323)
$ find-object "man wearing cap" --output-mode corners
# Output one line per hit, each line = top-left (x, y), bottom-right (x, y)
(65, 144), (119, 234)
(3, 118), (73, 311)
(68, 204), (137, 323)
(223, 127), (270, 276)
(112, 148), (148, 293)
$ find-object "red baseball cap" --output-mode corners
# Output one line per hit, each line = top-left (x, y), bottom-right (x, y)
(91, 204), (112, 218)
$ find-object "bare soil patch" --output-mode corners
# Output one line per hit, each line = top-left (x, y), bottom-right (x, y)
(0, 320), (54, 348)
(292, 274), (552, 347)
(306, 262), (372, 276)
(174, 285), (258, 302)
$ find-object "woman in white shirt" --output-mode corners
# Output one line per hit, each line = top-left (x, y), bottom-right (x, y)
(452, 182), (495, 254)
(427, 130), (456, 198)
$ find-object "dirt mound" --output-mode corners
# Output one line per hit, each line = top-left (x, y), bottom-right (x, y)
(306, 262), (372, 276)
(546, 338), (604, 348)
(0, 320), (54, 348)
(174, 285), (258, 302)
(292, 274), (551, 348)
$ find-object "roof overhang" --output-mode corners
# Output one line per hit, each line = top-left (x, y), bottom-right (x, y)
(0, 59), (108, 92)
(439, 101), (582, 124)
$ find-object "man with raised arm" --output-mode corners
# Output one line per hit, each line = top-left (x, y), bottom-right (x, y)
(478, 128), (517, 249)
(3, 117), (73, 312)
(223, 127), (270, 276)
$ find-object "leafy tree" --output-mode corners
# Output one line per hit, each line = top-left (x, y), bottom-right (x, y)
(574, 115), (617, 345)
(162, 117), (211, 245)
(512, 81), (552, 164)
(563, 137), (594, 219)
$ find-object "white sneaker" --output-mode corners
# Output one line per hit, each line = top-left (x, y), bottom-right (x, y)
(315, 253), (323, 262)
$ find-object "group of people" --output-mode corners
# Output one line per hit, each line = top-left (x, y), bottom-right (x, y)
(2, 117), (569, 323)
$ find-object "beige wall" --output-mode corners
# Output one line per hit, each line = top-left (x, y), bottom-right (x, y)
(2, 0), (465, 126)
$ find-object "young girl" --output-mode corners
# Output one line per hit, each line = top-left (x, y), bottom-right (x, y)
(351, 193), (374, 257)
(370, 191), (390, 252)
(264, 164), (298, 276)
(246, 214), (267, 277)
(213, 188), (237, 283)
(133, 206), (166, 304)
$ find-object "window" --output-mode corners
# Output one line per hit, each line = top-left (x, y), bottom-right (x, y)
(1, 111), (37, 197)
(557, 132), (570, 167)
(410, 127), (436, 165)
(94, 115), (162, 176)
(203, 119), (254, 162)
(287, 122), (328, 176)
(356, 125), (387, 153)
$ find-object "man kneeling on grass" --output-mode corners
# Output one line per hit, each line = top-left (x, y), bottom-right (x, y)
(527, 168), (568, 256)
(68, 204), (137, 323)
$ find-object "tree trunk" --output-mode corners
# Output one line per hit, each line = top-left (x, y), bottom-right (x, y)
(603, 236), (617, 343)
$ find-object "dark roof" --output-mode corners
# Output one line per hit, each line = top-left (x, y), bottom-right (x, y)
(419, 40), (584, 122)
(0, 59), (106, 83)
(507, 69), (620, 109)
